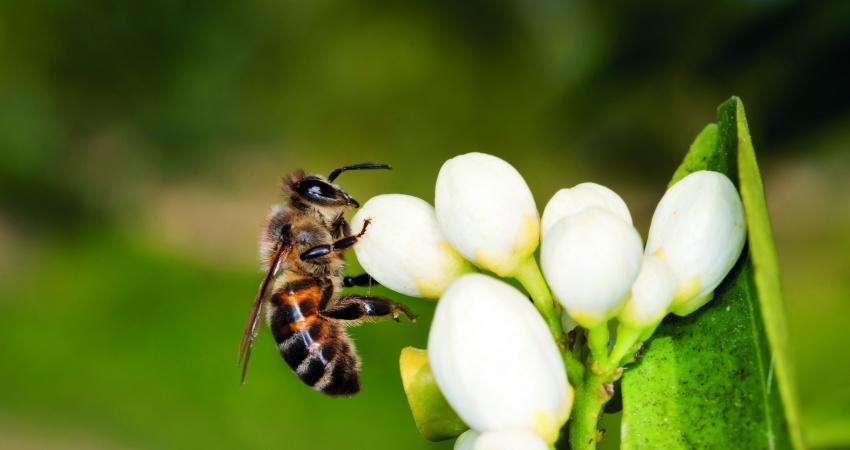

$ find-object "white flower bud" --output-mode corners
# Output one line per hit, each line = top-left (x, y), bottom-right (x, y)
(455, 430), (549, 450)
(541, 182), (632, 237)
(429, 274), (571, 443)
(541, 207), (643, 328)
(645, 171), (746, 316)
(619, 255), (676, 328)
(435, 153), (540, 277)
(352, 194), (473, 298)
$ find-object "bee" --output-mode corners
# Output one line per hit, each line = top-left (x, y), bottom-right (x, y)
(238, 162), (416, 396)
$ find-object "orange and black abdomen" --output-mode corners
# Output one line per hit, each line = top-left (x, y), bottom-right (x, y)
(267, 278), (360, 396)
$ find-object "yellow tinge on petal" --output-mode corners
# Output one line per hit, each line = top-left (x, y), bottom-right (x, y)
(568, 310), (602, 329)
(530, 409), (564, 444)
(440, 241), (476, 275)
(474, 249), (512, 277)
(473, 215), (540, 277)
(514, 214), (541, 262)
(671, 275), (702, 310)
(415, 242), (474, 299)
(415, 279), (444, 300)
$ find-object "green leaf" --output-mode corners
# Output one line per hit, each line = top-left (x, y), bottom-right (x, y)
(399, 346), (468, 441)
(620, 97), (804, 449)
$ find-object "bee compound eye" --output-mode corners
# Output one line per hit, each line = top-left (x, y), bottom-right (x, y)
(298, 179), (337, 200)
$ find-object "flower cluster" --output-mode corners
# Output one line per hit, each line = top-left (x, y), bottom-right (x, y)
(353, 152), (746, 449)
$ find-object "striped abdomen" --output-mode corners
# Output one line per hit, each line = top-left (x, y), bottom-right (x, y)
(267, 278), (360, 396)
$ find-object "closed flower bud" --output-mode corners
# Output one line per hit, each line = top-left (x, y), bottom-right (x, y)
(619, 255), (676, 328)
(352, 194), (474, 299)
(541, 207), (643, 328)
(435, 153), (540, 277)
(645, 171), (746, 316)
(455, 430), (549, 450)
(429, 274), (571, 444)
(541, 182), (632, 237)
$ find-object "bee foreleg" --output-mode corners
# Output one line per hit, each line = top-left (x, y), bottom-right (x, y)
(331, 214), (351, 238)
(301, 221), (372, 260)
(321, 295), (416, 324)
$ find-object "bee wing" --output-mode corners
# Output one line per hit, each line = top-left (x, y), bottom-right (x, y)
(239, 243), (288, 385)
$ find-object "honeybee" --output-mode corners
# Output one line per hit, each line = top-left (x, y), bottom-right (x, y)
(239, 162), (416, 396)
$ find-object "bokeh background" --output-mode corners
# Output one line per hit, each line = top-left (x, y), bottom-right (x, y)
(1, 1), (849, 449)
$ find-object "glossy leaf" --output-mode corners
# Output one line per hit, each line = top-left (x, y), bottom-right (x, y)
(621, 97), (804, 449)
(399, 346), (468, 441)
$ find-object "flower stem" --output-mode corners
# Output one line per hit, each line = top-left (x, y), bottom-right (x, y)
(568, 372), (614, 450)
(587, 324), (610, 369)
(513, 256), (564, 341)
(513, 256), (585, 383)
(602, 323), (642, 373)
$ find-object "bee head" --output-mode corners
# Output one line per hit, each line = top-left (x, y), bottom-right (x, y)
(284, 172), (354, 209)
(283, 162), (391, 212)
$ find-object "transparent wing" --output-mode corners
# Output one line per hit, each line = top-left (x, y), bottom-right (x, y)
(239, 243), (287, 385)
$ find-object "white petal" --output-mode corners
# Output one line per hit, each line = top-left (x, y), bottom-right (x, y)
(619, 255), (676, 328)
(435, 153), (540, 277)
(541, 207), (643, 328)
(456, 430), (549, 450)
(645, 171), (746, 315)
(352, 194), (472, 298)
(429, 274), (571, 443)
(541, 182), (632, 237)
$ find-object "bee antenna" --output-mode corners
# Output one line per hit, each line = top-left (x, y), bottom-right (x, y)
(328, 162), (392, 182)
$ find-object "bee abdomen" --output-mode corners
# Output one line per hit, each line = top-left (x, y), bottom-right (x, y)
(268, 285), (361, 396)
(318, 337), (360, 396)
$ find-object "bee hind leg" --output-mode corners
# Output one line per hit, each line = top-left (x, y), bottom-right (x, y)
(321, 295), (416, 324)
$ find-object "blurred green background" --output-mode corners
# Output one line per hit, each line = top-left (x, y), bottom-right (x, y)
(1, 1), (849, 449)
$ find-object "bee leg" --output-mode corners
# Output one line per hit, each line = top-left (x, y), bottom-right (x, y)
(301, 219), (371, 260)
(343, 274), (380, 288)
(321, 295), (416, 324)
(331, 214), (351, 238)
(300, 245), (332, 261)
(300, 238), (357, 260)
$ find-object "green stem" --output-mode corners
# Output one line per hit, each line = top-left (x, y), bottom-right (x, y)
(513, 256), (564, 342)
(568, 317), (668, 448)
(603, 323), (642, 373)
(513, 256), (586, 390)
(563, 350), (584, 386)
(639, 321), (661, 342)
(568, 324), (621, 449)
(587, 324), (610, 369)
(569, 372), (614, 450)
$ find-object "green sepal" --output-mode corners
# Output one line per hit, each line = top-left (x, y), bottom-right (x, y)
(399, 346), (468, 441)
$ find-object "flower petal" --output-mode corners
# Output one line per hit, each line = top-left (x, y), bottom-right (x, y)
(435, 153), (540, 277)
(541, 207), (643, 328)
(645, 171), (746, 315)
(455, 430), (549, 450)
(541, 182), (632, 237)
(619, 255), (676, 328)
(353, 194), (473, 298)
(429, 274), (571, 443)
